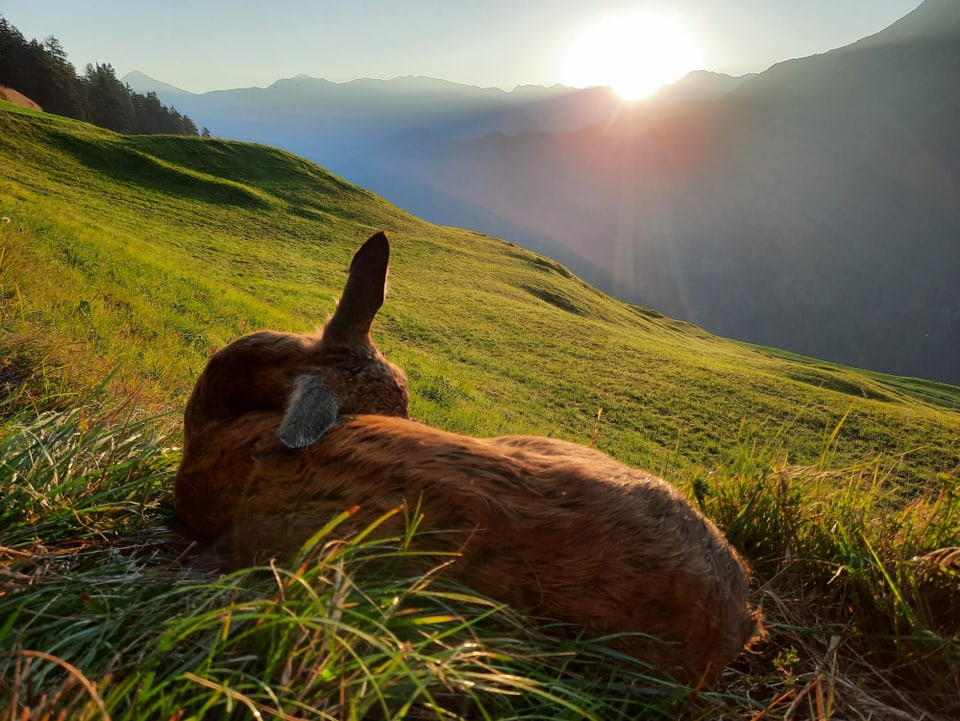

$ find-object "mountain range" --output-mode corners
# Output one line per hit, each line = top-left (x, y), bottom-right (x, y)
(124, 0), (960, 384)
(4, 79), (960, 721)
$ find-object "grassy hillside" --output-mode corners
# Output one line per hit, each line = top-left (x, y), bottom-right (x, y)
(1, 101), (958, 719)
(1, 100), (957, 481)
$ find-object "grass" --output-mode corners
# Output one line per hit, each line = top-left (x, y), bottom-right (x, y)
(1, 386), (957, 720)
(2, 100), (958, 487)
(0, 100), (958, 718)
(0, 394), (704, 720)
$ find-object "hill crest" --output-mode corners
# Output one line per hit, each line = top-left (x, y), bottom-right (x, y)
(1, 101), (958, 494)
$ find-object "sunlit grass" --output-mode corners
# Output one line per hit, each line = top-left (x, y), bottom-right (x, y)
(1, 99), (958, 720)
(700, 419), (960, 718)
(2, 100), (959, 491)
(1, 391), (957, 720)
(0, 396), (703, 720)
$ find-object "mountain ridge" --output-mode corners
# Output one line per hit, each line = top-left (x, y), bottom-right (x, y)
(854, 0), (960, 46)
(333, 0), (960, 384)
(118, 1), (959, 384)
(2, 99), (957, 486)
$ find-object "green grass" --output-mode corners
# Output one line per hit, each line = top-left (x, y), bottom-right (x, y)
(1, 100), (958, 719)
(2, 389), (956, 719)
(0, 397), (709, 720)
(2, 100), (958, 485)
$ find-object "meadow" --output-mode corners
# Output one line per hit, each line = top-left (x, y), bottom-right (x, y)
(1, 100), (958, 719)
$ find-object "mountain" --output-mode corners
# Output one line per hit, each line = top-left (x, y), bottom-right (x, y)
(124, 70), (195, 101)
(121, 68), (752, 273)
(120, 71), (623, 169)
(3, 97), (958, 486)
(651, 70), (755, 103)
(118, 68), (756, 291)
(855, 0), (960, 46)
(119, 0), (959, 384)
(344, 0), (960, 384)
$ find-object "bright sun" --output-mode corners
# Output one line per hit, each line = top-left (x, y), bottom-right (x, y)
(561, 11), (704, 101)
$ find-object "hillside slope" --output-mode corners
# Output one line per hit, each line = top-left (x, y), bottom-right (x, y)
(347, 0), (960, 385)
(0, 84), (40, 110)
(1, 101), (958, 490)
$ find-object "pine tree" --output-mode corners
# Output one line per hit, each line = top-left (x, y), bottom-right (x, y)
(0, 15), (198, 137)
(39, 36), (86, 118)
(83, 63), (131, 132)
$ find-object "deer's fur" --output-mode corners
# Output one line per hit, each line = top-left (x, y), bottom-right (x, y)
(175, 231), (759, 682)
(176, 232), (409, 542)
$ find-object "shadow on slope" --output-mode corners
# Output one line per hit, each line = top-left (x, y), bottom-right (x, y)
(48, 130), (273, 209)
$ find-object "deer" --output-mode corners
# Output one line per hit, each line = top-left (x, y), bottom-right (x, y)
(174, 231), (759, 683)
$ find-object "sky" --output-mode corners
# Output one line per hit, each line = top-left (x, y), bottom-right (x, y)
(3, 0), (926, 94)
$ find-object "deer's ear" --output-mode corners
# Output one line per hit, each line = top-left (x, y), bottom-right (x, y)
(276, 374), (339, 448)
(323, 231), (390, 344)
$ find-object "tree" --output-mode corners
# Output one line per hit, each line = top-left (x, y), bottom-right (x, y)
(179, 112), (198, 136)
(0, 15), (198, 137)
(132, 91), (168, 133)
(83, 63), (131, 132)
(0, 16), (26, 87)
(39, 36), (85, 117)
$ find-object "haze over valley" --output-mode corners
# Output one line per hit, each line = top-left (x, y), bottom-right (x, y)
(124, 0), (960, 385)
(2, 5), (960, 717)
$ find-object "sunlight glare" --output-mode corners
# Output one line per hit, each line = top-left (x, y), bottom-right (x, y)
(561, 11), (704, 101)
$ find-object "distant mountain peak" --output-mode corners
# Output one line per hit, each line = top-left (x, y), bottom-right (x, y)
(122, 71), (193, 96)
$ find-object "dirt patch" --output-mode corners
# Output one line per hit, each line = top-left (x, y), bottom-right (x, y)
(0, 85), (42, 111)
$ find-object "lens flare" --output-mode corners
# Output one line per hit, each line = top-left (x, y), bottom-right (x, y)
(561, 11), (704, 100)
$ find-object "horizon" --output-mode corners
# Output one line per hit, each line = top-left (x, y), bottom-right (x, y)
(121, 67), (741, 96)
(5, 1), (924, 95)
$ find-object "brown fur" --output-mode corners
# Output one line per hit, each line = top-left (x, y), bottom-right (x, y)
(174, 231), (759, 683)
(177, 232), (409, 539)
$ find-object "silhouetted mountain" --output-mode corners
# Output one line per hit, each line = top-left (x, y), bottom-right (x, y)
(122, 71), (623, 168)
(349, 0), (959, 383)
(124, 0), (960, 383)
(124, 70), (194, 102)
(652, 71), (755, 103)
(855, 0), (960, 46)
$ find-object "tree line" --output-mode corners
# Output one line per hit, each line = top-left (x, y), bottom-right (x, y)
(0, 15), (200, 136)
